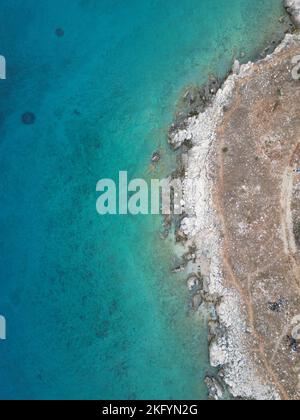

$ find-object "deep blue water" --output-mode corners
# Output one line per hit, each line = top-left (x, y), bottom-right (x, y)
(0, 0), (285, 400)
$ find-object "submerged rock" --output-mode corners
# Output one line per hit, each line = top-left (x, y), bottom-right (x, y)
(175, 229), (188, 242)
(191, 292), (203, 310)
(55, 28), (65, 37)
(175, 79), (220, 121)
(151, 151), (161, 163)
(22, 112), (36, 125)
(205, 376), (224, 400)
(233, 60), (240, 75)
(187, 276), (199, 291)
(171, 266), (184, 273)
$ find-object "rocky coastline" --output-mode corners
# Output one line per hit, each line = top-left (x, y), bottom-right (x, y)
(169, 2), (300, 400)
(285, 0), (300, 27)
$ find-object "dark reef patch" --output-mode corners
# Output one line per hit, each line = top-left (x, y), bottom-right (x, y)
(21, 112), (36, 125)
(55, 28), (65, 38)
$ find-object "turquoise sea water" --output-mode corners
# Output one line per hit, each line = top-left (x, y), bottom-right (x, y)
(0, 0), (286, 400)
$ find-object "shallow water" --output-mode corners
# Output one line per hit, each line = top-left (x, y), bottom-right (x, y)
(0, 0), (285, 399)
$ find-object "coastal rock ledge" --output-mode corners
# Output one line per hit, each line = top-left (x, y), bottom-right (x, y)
(285, 0), (300, 27)
(170, 32), (300, 400)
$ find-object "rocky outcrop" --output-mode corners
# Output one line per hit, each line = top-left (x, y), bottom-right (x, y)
(169, 33), (300, 400)
(285, 0), (300, 27)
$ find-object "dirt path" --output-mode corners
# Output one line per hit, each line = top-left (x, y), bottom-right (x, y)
(281, 167), (297, 255)
(281, 149), (300, 292)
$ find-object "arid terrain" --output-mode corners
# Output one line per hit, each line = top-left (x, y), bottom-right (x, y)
(215, 36), (300, 399)
(170, 31), (300, 399)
